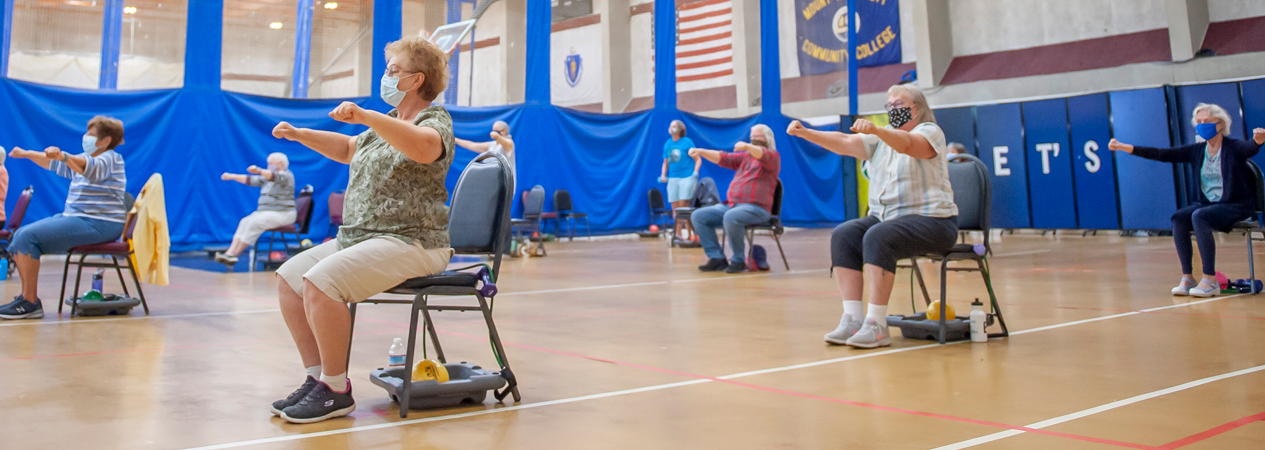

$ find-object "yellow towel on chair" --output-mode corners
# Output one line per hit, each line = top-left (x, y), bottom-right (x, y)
(130, 173), (170, 286)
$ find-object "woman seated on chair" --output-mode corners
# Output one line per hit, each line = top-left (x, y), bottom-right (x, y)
(1109, 103), (1265, 298)
(215, 152), (297, 267)
(267, 36), (456, 424)
(787, 84), (958, 349)
(1, 117), (128, 320)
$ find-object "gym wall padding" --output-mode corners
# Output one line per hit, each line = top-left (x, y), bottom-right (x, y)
(1067, 93), (1120, 230)
(935, 107), (977, 156)
(1022, 98), (1078, 229)
(1245, 79), (1265, 159)
(1110, 88), (1178, 230)
(975, 103), (1031, 229)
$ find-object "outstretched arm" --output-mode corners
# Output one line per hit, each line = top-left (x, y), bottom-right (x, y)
(735, 142), (764, 160)
(273, 122), (357, 164)
(851, 119), (936, 159)
(8, 147), (54, 169)
(787, 120), (869, 160)
(247, 165), (275, 181)
(455, 137), (491, 153)
(1108, 138), (1199, 163)
(329, 102), (444, 164)
(689, 148), (724, 165)
(221, 173), (251, 185)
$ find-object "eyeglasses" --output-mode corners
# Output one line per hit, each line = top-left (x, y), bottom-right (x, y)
(385, 66), (416, 78)
(883, 100), (907, 111)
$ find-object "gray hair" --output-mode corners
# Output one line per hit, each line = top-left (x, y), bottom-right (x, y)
(752, 124), (776, 151)
(493, 120), (510, 134)
(947, 142), (967, 154)
(1191, 103), (1232, 137)
(887, 84), (937, 124)
(267, 152), (289, 170)
(670, 120), (686, 137)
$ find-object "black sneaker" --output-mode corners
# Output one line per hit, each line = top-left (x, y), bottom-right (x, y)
(280, 380), (355, 424)
(724, 261), (747, 274)
(270, 376), (320, 416)
(698, 258), (729, 272)
(0, 296), (43, 320)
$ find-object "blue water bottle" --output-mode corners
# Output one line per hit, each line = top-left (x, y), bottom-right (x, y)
(0, 258), (8, 281)
(92, 269), (105, 293)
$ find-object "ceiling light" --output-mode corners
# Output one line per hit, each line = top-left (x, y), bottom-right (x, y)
(270, 22), (284, 29)
(324, 2), (338, 10)
(123, 6), (137, 14)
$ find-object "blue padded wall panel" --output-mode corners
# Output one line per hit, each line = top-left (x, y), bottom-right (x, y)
(974, 103), (1030, 228)
(935, 107), (977, 156)
(1067, 93), (1120, 229)
(1022, 98), (1077, 229)
(1110, 88), (1176, 230)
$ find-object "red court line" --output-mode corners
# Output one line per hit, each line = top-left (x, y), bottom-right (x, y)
(1155, 411), (1265, 449)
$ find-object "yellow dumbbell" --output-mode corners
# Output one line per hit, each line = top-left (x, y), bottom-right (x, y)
(412, 359), (450, 383)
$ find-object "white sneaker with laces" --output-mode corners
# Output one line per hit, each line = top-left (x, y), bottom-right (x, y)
(824, 314), (861, 345)
(844, 318), (891, 349)
(1171, 277), (1196, 296)
(1188, 279), (1219, 298)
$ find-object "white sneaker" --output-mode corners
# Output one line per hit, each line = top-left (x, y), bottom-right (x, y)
(1171, 277), (1196, 296)
(824, 314), (862, 345)
(844, 318), (892, 349)
(1189, 280), (1219, 298)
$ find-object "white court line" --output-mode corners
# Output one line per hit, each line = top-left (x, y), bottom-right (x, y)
(930, 363), (1265, 450)
(179, 293), (1252, 449)
(0, 309), (281, 328)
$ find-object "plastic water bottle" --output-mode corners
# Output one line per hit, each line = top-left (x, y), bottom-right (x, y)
(388, 338), (407, 368)
(92, 269), (105, 293)
(969, 299), (988, 343)
(0, 258), (8, 281)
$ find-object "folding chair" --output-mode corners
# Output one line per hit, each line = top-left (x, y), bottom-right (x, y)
(59, 192), (150, 316)
(253, 185), (315, 270)
(1233, 160), (1264, 294)
(348, 152), (519, 417)
(0, 186), (34, 277)
(904, 154), (1009, 344)
(647, 188), (673, 233)
(671, 177), (720, 248)
(511, 185), (546, 256)
(744, 180), (789, 270)
(327, 190), (345, 239)
(553, 189), (590, 241)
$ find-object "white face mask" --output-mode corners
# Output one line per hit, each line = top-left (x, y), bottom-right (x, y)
(380, 72), (419, 107)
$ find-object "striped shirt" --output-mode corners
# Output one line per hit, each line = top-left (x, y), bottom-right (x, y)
(862, 122), (958, 221)
(50, 150), (128, 223)
(248, 170), (296, 212)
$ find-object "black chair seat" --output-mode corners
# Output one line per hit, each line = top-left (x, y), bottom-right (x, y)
(559, 212), (586, 218)
(1234, 220), (1259, 229)
(391, 271), (480, 291)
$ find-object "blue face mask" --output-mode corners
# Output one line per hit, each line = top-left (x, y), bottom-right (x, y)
(379, 73), (418, 107)
(82, 134), (99, 154)
(1196, 123), (1219, 141)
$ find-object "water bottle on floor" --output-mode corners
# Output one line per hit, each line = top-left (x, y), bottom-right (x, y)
(0, 258), (8, 281)
(388, 338), (407, 368)
(969, 299), (987, 343)
(92, 269), (105, 293)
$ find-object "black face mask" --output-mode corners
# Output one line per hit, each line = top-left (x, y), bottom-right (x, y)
(888, 106), (913, 129)
(751, 139), (768, 148)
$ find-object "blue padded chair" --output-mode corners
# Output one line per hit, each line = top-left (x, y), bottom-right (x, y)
(348, 152), (519, 417)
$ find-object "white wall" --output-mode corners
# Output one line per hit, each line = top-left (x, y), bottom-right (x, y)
(1208, 0), (1265, 21)
(551, 23), (605, 106)
(454, 43), (506, 106)
(630, 12), (655, 99)
(949, 0), (1168, 56)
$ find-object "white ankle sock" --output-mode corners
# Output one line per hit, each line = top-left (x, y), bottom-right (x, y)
(305, 365), (322, 379)
(865, 304), (888, 327)
(321, 372), (348, 392)
(842, 300), (863, 320)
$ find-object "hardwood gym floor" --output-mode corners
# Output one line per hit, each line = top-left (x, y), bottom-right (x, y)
(3, 229), (1265, 449)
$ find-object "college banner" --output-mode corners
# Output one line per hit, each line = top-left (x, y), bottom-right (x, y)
(795, 0), (901, 77)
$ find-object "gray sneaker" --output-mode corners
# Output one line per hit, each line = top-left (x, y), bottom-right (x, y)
(824, 314), (861, 345)
(844, 318), (891, 349)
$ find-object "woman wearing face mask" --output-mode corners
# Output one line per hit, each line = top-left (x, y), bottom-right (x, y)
(266, 36), (457, 424)
(1, 116), (128, 320)
(1109, 103), (1265, 297)
(214, 152), (297, 269)
(787, 84), (959, 349)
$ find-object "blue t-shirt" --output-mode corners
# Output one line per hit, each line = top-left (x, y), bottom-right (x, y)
(663, 137), (697, 178)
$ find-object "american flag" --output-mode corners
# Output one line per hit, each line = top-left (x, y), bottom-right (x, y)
(674, 0), (734, 91)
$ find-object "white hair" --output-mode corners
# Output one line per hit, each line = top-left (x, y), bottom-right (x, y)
(752, 124), (776, 151)
(887, 84), (937, 124)
(1192, 103), (1233, 137)
(670, 120), (686, 137)
(267, 152), (289, 170)
(493, 120), (510, 134)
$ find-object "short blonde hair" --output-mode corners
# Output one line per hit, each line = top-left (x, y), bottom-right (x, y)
(267, 152), (289, 170)
(887, 84), (937, 125)
(385, 37), (449, 102)
(1192, 103), (1233, 137)
(752, 124), (776, 151)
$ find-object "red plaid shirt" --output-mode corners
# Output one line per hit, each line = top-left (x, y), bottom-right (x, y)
(719, 147), (780, 213)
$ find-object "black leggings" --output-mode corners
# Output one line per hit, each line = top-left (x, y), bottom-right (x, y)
(1171, 202), (1252, 276)
(831, 215), (959, 273)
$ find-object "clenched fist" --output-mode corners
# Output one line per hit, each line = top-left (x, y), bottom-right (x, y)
(247, 165), (261, 174)
(221, 172), (234, 181)
(44, 146), (64, 161)
(786, 120), (807, 137)
(688, 148), (700, 158)
(329, 101), (367, 125)
(1107, 138), (1133, 153)
(273, 122), (297, 141)
(1253, 127), (1264, 145)
(850, 119), (878, 135)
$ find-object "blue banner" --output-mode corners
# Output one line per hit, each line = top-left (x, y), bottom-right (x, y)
(795, 0), (901, 76)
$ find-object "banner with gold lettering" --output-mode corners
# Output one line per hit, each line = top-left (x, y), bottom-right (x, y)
(795, 0), (901, 77)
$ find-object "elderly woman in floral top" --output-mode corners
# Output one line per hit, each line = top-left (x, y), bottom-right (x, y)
(266, 36), (455, 424)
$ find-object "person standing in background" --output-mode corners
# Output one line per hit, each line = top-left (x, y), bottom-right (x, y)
(660, 120), (700, 240)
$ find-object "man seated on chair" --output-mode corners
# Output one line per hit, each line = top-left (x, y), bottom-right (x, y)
(267, 36), (456, 424)
(1, 117), (128, 320)
(688, 124), (781, 274)
(215, 152), (297, 267)
(787, 84), (958, 349)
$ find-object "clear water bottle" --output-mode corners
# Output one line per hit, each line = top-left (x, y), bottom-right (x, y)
(969, 299), (988, 343)
(92, 269), (105, 293)
(388, 338), (407, 368)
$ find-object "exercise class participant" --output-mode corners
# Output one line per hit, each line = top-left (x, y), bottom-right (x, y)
(456, 120), (516, 195)
(215, 152), (297, 268)
(787, 84), (958, 348)
(1, 117), (128, 320)
(267, 36), (456, 423)
(660, 120), (701, 240)
(1109, 103), (1265, 298)
(689, 124), (781, 274)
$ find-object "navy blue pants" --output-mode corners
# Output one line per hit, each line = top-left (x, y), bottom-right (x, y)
(1171, 202), (1252, 276)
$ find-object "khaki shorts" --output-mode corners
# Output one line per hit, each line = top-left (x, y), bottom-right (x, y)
(277, 236), (453, 303)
